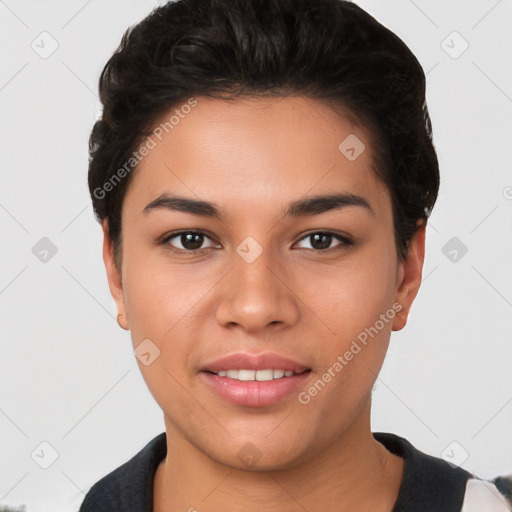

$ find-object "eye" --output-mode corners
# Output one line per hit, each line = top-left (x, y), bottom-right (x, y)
(160, 230), (353, 255)
(295, 231), (353, 252)
(161, 230), (220, 254)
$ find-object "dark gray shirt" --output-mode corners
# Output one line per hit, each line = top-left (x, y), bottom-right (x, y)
(79, 431), (475, 511)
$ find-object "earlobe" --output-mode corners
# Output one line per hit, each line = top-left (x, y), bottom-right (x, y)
(102, 220), (129, 330)
(392, 220), (426, 332)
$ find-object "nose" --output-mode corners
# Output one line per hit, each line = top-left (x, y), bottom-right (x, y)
(214, 245), (300, 334)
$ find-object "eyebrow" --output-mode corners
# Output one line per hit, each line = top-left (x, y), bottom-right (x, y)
(142, 192), (374, 219)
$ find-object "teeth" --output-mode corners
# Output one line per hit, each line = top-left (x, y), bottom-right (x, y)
(215, 369), (298, 381)
(255, 369), (274, 381)
(238, 369), (255, 381)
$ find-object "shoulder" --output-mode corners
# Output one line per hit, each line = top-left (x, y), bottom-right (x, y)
(374, 431), (471, 509)
(461, 478), (512, 512)
(373, 432), (511, 512)
(79, 432), (167, 512)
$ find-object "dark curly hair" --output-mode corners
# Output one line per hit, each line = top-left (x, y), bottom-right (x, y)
(88, 0), (439, 270)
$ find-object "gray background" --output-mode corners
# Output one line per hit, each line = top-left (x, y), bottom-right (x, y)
(1, 1), (511, 511)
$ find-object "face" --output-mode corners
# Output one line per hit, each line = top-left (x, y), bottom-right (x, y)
(103, 96), (425, 470)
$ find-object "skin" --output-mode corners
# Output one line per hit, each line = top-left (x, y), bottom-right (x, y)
(102, 95), (426, 511)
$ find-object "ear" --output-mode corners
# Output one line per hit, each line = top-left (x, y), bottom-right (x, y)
(102, 220), (129, 330)
(392, 219), (426, 331)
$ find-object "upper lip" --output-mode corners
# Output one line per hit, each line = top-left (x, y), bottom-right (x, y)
(201, 352), (310, 374)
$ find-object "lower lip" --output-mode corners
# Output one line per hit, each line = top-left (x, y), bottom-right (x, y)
(201, 371), (311, 407)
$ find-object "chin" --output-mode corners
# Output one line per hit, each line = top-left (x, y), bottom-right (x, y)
(196, 427), (321, 472)
(212, 445), (309, 472)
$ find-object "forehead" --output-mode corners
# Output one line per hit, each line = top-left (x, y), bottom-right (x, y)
(122, 95), (391, 220)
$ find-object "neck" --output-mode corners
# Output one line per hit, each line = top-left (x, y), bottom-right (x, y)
(153, 400), (404, 512)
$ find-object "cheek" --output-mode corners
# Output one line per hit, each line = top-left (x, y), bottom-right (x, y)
(305, 245), (398, 339)
(121, 260), (202, 419)
(301, 242), (398, 398)
(122, 246), (211, 343)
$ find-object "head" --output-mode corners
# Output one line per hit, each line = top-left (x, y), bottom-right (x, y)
(89, 0), (438, 470)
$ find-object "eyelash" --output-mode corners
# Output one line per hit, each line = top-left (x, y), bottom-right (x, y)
(160, 230), (354, 255)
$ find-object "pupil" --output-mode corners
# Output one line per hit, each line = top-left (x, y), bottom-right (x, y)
(182, 233), (203, 250)
(311, 233), (331, 250)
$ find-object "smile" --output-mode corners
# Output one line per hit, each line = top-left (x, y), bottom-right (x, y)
(214, 369), (299, 381)
(202, 369), (311, 407)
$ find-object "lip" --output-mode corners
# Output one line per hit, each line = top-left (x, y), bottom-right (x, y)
(201, 371), (311, 407)
(200, 352), (311, 407)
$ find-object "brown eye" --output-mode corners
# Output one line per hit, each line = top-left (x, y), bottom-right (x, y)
(161, 231), (219, 254)
(178, 232), (205, 250)
(296, 231), (353, 252)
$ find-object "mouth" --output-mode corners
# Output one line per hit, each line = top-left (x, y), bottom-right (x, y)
(200, 352), (312, 407)
(205, 368), (309, 381)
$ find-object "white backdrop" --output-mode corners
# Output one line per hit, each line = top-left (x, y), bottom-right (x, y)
(1, 1), (511, 511)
